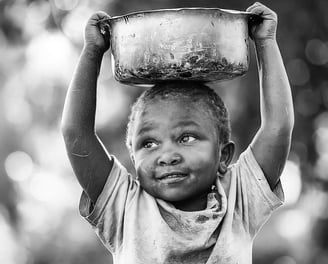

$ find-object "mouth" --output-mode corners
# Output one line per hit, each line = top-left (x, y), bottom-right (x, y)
(157, 172), (189, 184)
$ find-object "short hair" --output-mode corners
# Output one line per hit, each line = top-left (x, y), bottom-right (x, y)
(126, 81), (231, 154)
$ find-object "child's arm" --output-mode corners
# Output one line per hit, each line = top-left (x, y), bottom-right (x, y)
(61, 12), (113, 203)
(246, 3), (294, 189)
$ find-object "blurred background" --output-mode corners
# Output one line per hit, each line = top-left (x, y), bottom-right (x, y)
(0, 0), (328, 263)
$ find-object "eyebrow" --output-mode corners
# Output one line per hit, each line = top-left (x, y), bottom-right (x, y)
(172, 120), (201, 130)
(135, 122), (159, 137)
(135, 120), (201, 138)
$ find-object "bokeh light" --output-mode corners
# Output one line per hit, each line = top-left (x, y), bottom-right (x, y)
(275, 209), (311, 240)
(286, 58), (310, 86)
(295, 88), (321, 117)
(28, 169), (72, 205)
(61, 5), (91, 43)
(25, 31), (77, 83)
(96, 80), (130, 130)
(280, 160), (302, 206)
(24, 1), (51, 37)
(305, 39), (328, 66)
(305, 188), (328, 220)
(54, 0), (80, 11)
(313, 111), (328, 180)
(5, 151), (34, 182)
(26, 1), (51, 24)
(2, 75), (33, 130)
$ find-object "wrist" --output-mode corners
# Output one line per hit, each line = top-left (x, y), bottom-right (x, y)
(82, 45), (105, 62)
(254, 38), (277, 49)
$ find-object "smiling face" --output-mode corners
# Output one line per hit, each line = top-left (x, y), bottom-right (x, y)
(131, 97), (222, 207)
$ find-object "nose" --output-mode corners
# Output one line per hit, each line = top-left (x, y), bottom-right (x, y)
(157, 151), (182, 166)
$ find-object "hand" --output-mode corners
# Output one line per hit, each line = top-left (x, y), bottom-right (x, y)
(246, 2), (277, 42)
(84, 11), (111, 55)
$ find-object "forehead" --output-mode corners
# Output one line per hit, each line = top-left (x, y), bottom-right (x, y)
(144, 95), (206, 113)
(136, 97), (216, 130)
(148, 92), (211, 110)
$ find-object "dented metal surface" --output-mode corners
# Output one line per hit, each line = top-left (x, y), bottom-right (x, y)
(106, 8), (254, 84)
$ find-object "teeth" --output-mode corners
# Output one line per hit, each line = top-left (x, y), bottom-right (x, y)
(159, 174), (187, 184)
(162, 174), (185, 179)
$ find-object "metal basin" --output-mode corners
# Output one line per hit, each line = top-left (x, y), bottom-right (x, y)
(101, 8), (259, 84)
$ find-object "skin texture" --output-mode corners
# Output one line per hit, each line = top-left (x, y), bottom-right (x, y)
(61, 2), (294, 210)
(61, 12), (113, 203)
(131, 98), (234, 211)
(247, 2), (294, 189)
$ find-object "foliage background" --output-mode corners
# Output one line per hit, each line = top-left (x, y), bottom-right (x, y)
(1, 0), (328, 263)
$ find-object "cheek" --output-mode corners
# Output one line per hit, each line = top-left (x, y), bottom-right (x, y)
(135, 156), (155, 178)
(135, 158), (158, 195)
(185, 146), (219, 170)
(194, 157), (217, 174)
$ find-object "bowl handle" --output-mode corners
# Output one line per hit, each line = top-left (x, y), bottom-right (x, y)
(97, 17), (111, 35)
(247, 13), (264, 37)
(248, 13), (263, 25)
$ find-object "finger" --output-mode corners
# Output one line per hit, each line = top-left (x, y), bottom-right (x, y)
(87, 11), (112, 36)
(88, 11), (111, 24)
(246, 2), (264, 12)
(247, 8), (277, 23)
(247, 3), (276, 17)
(102, 28), (111, 48)
(246, 2), (270, 12)
(95, 11), (111, 20)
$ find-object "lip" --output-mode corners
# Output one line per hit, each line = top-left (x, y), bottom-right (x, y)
(157, 172), (189, 184)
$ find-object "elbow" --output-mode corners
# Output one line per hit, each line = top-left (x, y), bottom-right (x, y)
(60, 111), (97, 154)
(262, 117), (294, 139)
(271, 122), (294, 138)
(272, 123), (294, 141)
(61, 127), (94, 159)
(61, 118), (76, 139)
(61, 124), (77, 141)
(61, 124), (93, 149)
(61, 124), (81, 151)
(280, 114), (294, 136)
(265, 108), (295, 135)
(61, 125), (97, 160)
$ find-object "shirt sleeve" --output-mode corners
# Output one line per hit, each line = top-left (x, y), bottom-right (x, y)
(227, 146), (284, 237)
(79, 156), (139, 252)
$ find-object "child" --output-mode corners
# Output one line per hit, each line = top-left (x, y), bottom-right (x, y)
(61, 2), (294, 264)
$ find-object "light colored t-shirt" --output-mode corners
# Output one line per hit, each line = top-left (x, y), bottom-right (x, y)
(79, 147), (284, 264)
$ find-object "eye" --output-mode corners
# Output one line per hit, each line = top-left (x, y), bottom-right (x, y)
(179, 135), (197, 144)
(142, 140), (158, 149)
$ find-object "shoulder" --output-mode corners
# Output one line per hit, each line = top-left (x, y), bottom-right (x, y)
(79, 156), (139, 221)
(224, 147), (284, 207)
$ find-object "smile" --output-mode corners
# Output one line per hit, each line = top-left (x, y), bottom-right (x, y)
(157, 172), (188, 184)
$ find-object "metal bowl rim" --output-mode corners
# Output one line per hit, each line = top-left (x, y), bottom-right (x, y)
(110, 8), (253, 21)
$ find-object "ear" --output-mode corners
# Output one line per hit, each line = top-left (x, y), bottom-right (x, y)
(218, 141), (235, 175)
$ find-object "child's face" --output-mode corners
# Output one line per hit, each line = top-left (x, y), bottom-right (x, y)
(131, 97), (223, 203)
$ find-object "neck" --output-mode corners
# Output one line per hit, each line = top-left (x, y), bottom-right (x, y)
(171, 192), (209, 211)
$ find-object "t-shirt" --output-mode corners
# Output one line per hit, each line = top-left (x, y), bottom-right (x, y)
(79, 147), (284, 264)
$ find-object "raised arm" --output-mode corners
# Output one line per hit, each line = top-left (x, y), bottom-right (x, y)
(61, 12), (113, 203)
(247, 3), (294, 189)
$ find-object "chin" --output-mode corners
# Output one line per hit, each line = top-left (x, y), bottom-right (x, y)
(147, 189), (189, 202)
(159, 190), (201, 203)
